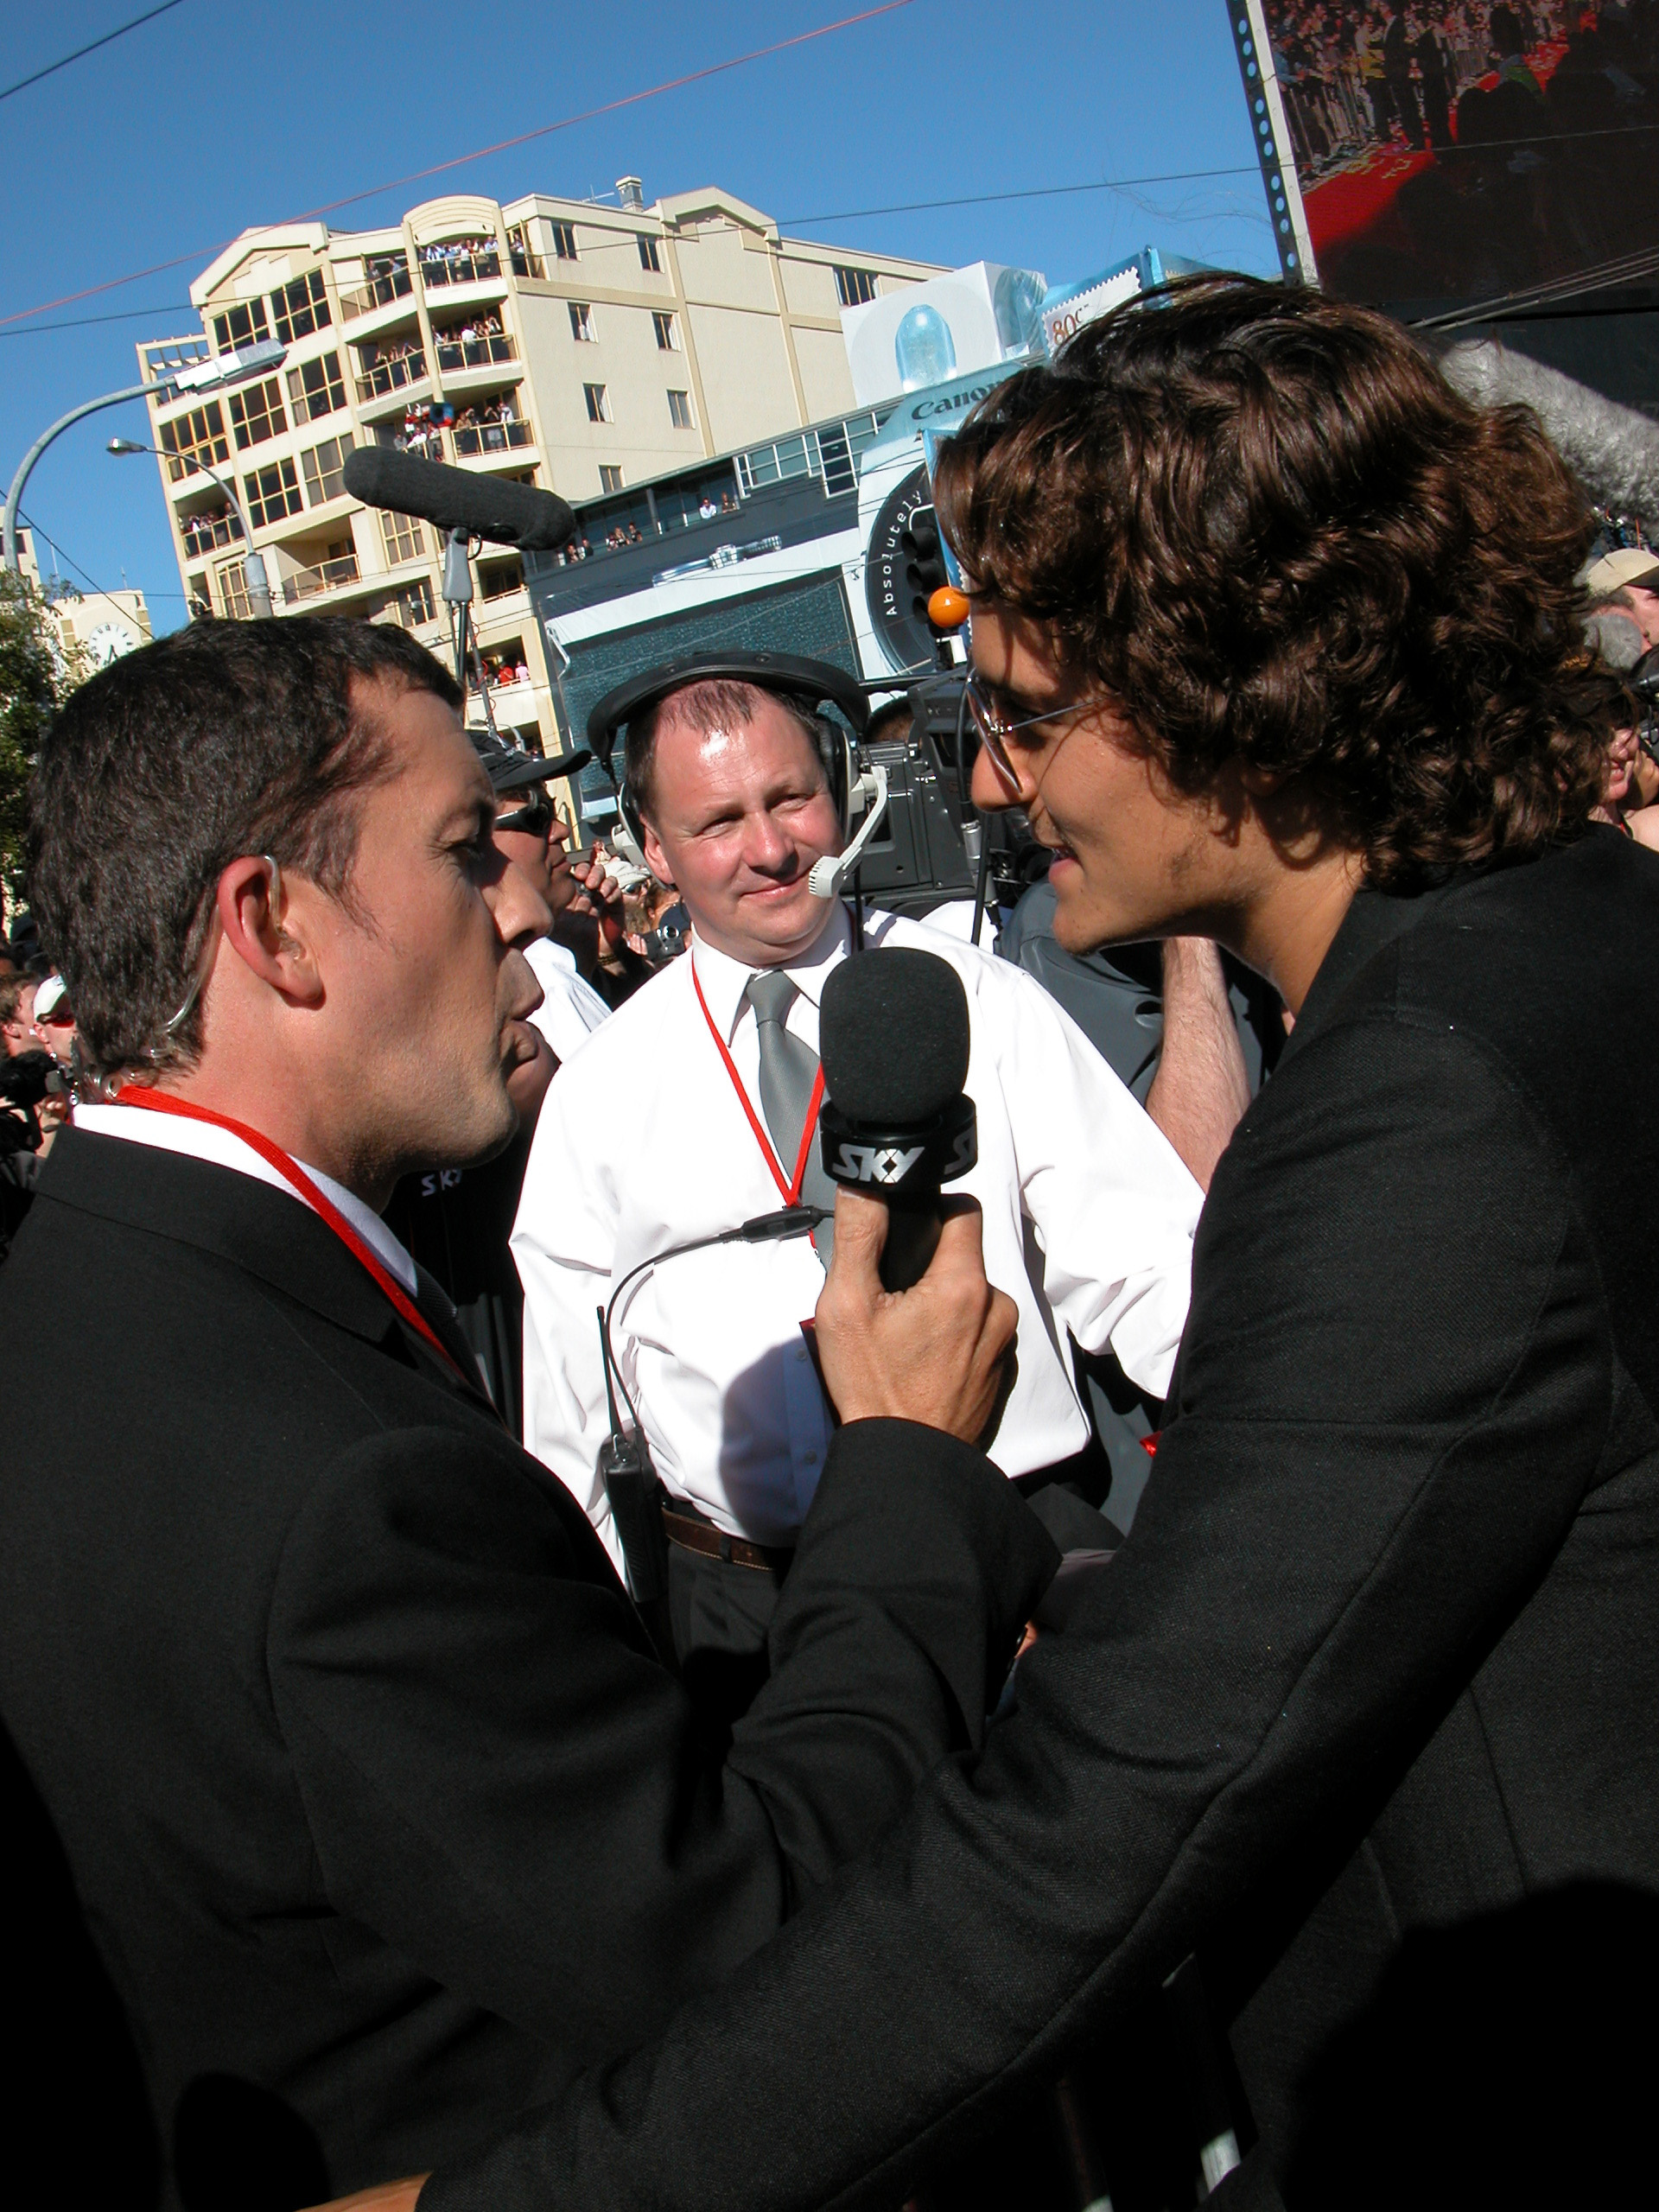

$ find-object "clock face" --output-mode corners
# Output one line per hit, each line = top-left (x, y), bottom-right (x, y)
(85, 623), (136, 668)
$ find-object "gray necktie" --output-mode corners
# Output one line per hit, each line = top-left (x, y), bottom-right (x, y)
(745, 969), (836, 1261)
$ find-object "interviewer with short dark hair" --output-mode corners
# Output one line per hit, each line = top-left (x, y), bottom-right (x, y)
(0, 616), (1052, 2207)
(402, 277), (1659, 2211)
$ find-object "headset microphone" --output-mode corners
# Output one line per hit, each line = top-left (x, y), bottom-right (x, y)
(817, 947), (976, 1293)
(340, 446), (575, 551)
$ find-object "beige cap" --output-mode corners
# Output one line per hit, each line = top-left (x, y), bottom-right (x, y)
(1583, 545), (1659, 599)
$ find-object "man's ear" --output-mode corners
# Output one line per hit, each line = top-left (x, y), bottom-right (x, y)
(215, 856), (325, 1008)
(639, 816), (676, 891)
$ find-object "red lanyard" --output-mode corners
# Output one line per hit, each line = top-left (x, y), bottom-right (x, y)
(690, 957), (823, 1206)
(114, 1087), (478, 1395)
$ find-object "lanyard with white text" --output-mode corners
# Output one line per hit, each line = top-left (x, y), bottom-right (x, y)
(690, 957), (823, 1207)
(115, 1086), (479, 1395)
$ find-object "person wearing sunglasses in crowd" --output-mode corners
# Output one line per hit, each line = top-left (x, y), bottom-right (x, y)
(383, 731), (601, 1432)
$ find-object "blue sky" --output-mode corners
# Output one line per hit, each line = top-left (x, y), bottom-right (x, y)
(2, 0), (1274, 634)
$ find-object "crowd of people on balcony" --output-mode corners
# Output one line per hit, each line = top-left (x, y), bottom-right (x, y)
(180, 505), (242, 558)
(478, 648), (533, 689)
(435, 313), (510, 361)
(359, 334), (425, 381)
(419, 236), (502, 282)
(453, 396), (524, 452)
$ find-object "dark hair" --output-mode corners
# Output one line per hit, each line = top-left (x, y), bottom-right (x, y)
(29, 616), (461, 1077)
(0, 974), (33, 1026)
(624, 678), (825, 822)
(932, 276), (1620, 890)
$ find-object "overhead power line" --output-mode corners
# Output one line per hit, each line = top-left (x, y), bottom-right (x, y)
(0, 0), (920, 330)
(0, 303), (195, 338)
(780, 167), (1261, 226)
(0, 0), (189, 105)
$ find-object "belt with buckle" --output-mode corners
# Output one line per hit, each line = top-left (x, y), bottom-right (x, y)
(659, 1506), (792, 1574)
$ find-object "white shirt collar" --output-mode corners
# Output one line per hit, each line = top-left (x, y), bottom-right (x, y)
(688, 903), (852, 1042)
(73, 1102), (420, 1296)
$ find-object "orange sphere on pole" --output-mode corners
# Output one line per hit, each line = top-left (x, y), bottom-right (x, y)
(927, 584), (970, 631)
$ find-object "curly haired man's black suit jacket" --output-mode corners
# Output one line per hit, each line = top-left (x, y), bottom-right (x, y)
(423, 830), (1659, 2212)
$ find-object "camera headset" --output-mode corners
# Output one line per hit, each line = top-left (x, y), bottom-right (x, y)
(587, 651), (892, 947)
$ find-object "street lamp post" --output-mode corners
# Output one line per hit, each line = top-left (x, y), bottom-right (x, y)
(3, 336), (288, 607)
(107, 438), (271, 620)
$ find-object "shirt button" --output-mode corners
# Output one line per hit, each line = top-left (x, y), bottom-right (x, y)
(802, 1450), (820, 1467)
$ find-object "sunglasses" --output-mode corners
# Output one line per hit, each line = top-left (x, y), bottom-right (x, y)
(494, 793), (556, 838)
(963, 671), (1114, 796)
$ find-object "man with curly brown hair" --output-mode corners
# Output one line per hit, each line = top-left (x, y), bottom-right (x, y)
(344, 278), (1659, 2212)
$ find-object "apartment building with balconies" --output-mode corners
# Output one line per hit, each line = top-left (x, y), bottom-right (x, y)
(137, 177), (941, 766)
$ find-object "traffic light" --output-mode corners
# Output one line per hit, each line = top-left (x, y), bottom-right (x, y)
(899, 505), (949, 630)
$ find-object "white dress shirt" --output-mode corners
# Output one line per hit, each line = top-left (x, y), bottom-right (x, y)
(73, 1102), (419, 1294)
(512, 904), (1202, 1565)
(524, 937), (610, 1067)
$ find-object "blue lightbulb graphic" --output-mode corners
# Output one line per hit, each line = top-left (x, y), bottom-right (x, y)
(894, 302), (957, 393)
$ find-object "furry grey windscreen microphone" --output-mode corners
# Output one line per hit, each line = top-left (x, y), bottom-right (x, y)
(1438, 338), (1659, 520)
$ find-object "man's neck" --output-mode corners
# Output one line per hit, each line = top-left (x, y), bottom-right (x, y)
(140, 1063), (396, 1212)
(687, 902), (842, 973)
(1230, 848), (1366, 1017)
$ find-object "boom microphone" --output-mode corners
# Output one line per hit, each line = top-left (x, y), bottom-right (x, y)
(1437, 338), (1659, 523)
(341, 446), (575, 552)
(817, 948), (977, 1292)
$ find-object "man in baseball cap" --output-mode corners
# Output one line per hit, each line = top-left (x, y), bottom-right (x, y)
(1584, 544), (1659, 651)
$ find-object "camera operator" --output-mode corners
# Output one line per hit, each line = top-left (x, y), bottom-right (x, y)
(399, 276), (1659, 2212)
(0, 616), (1057, 2209)
(512, 658), (1220, 1691)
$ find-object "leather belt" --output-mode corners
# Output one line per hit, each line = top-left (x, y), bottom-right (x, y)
(660, 1506), (792, 1574)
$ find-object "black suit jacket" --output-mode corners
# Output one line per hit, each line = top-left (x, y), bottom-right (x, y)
(0, 1132), (1055, 2209)
(423, 830), (1659, 2210)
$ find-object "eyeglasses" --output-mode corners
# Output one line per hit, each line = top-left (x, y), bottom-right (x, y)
(963, 671), (1113, 796)
(494, 793), (555, 839)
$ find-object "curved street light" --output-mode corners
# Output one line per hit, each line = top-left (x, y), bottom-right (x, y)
(3, 336), (288, 605)
(107, 437), (271, 620)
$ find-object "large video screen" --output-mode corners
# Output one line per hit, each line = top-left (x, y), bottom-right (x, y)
(1244, 5), (1658, 303)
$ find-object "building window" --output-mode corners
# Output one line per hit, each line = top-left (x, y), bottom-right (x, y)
(159, 400), (229, 481)
(300, 431), (354, 505)
(637, 234), (662, 273)
(244, 458), (303, 528)
(212, 298), (270, 353)
(652, 311), (679, 351)
(216, 557), (251, 620)
(550, 220), (578, 260)
(228, 377), (288, 449)
(598, 464), (624, 493)
(569, 302), (594, 342)
(272, 270), (331, 344)
(393, 578), (435, 625)
(834, 265), (880, 308)
(379, 510), (426, 566)
(667, 389), (695, 430)
(286, 352), (347, 423)
(583, 384), (611, 424)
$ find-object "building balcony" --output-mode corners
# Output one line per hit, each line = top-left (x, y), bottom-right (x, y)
(180, 508), (244, 560)
(418, 243), (521, 290)
(434, 333), (518, 376)
(355, 351), (429, 409)
(453, 415), (533, 458)
(281, 552), (362, 605)
(339, 261), (415, 321)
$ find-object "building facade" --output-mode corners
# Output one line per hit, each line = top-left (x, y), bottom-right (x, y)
(16, 526), (152, 671)
(137, 180), (940, 765)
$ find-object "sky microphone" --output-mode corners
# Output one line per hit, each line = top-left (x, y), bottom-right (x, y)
(817, 948), (977, 1292)
(340, 447), (575, 552)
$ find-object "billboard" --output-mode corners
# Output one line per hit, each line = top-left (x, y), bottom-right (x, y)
(1230, 4), (1659, 306)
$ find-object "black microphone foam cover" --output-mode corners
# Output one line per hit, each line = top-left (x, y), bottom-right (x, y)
(341, 446), (575, 551)
(820, 949), (971, 1126)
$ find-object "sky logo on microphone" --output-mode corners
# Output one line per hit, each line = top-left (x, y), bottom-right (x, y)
(834, 1142), (926, 1186)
